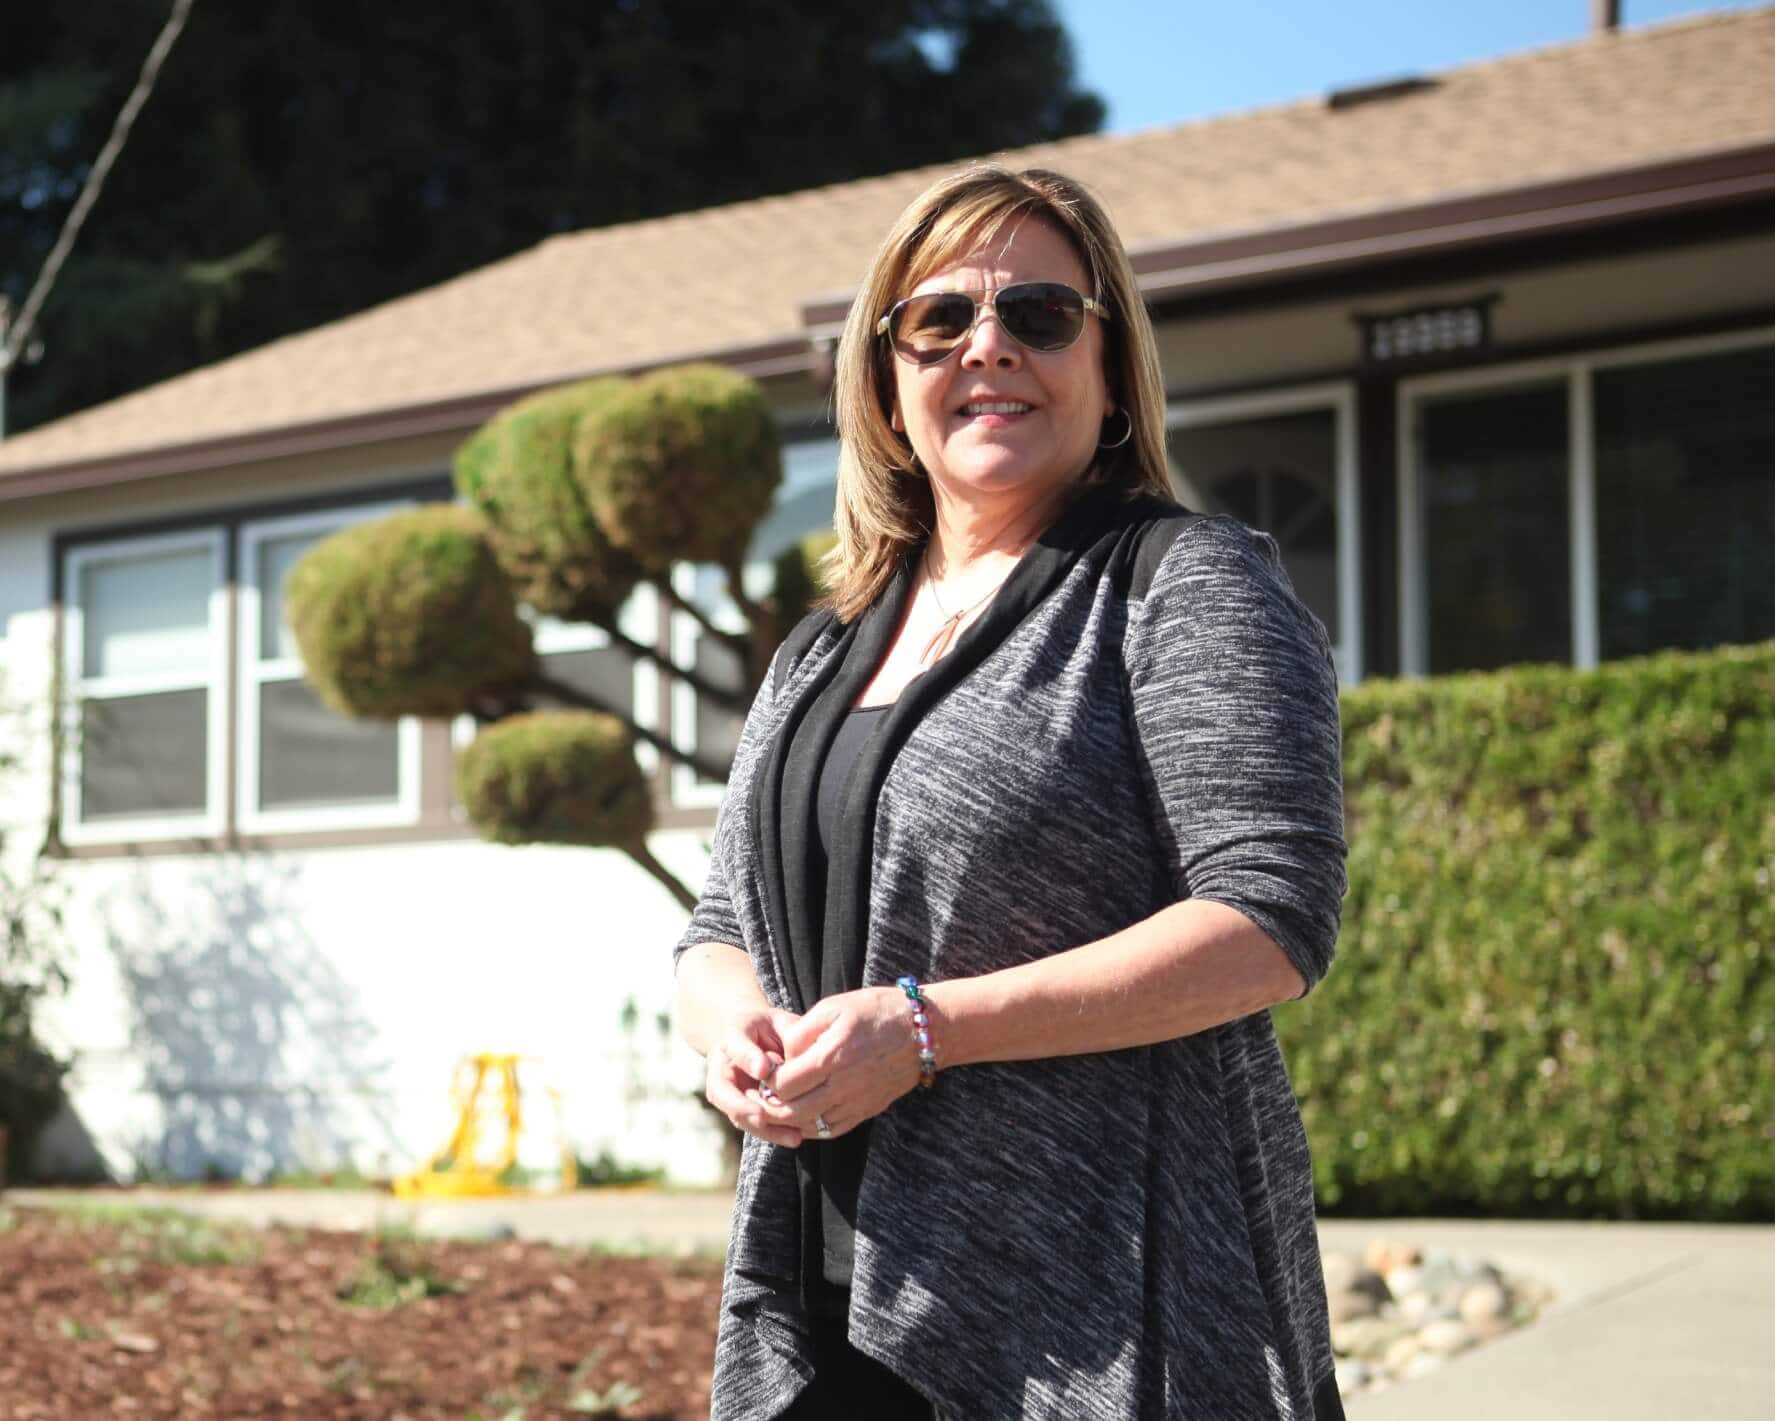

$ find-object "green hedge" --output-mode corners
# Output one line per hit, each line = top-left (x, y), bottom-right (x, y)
(1281, 640), (1775, 1221)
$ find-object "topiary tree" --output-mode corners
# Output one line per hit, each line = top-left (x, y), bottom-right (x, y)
(287, 364), (830, 907)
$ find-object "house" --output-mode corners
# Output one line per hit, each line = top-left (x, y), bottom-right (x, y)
(1, 9), (1771, 1183)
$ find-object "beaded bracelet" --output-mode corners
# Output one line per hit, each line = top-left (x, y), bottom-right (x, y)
(896, 975), (938, 1088)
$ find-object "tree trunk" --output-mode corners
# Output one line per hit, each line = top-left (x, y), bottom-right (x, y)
(624, 838), (698, 913)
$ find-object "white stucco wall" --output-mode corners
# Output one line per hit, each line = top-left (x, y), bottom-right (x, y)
(0, 470), (732, 1188)
(30, 832), (725, 1187)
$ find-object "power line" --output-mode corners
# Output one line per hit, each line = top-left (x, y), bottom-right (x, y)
(1, 0), (197, 380)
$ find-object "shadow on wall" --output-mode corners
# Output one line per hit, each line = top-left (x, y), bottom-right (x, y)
(100, 855), (401, 1181)
(26, 1100), (111, 1183)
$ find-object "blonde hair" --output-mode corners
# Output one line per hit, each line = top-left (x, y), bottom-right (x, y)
(823, 165), (1173, 621)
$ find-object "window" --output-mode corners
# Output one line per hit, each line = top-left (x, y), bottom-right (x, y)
(1167, 388), (1361, 684)
(529, 589), (661, 773)
(1400, 328), (1775, 675)
(669, 437), (839, 805)
(237, 507), (420, 833)
(448, 590), (663, 811)
(1417, 381), (1571, 674)
(61, 530), (229, 844)
(58, 485), (455, 846)
(1594, 342), (1775, 660)
(669, 563), (752, 807)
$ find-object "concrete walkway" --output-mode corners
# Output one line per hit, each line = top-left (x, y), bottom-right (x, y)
(9, 1188), (1772, 1419)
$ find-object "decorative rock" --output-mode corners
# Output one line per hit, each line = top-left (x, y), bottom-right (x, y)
(1327, 1288), (1380, 1324)
(1331, 1316), (1410, 1362)
(1419, 1318), (1476, 1355)
(1458, 1258), (1505, 1288)
(1382, 1334), (1423, 1372)
(1458, 1280), (1511, 1326)
(1364, 1239), (1423, 1274)
(1320, 1250), (1364, 1296)
(1322, 1238), (1547, 1402)
(1386, 1263), (1427, 1298)
(1348, 1268), (1392, 1305)
(1417, 1250), (1463, 1295)
(1467, 1312), (1513, 1343)
(1394, 1290), (1434, 1326)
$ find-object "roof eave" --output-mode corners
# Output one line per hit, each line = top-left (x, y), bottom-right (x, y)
(3, 138), (1772, 508)
(1128, 137), (1775, 304)
(0, 336), (813, 506)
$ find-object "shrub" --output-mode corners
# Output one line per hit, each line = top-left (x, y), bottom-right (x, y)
(772, 528), (839, 633)
(574, 363), (781, 570)
(1, 683), (71, 1185)
(454, 377), (646, 622)
(1283, 640), (1775, 1221)
(453, 712), (652, 849)
(285, 505), (535, 719)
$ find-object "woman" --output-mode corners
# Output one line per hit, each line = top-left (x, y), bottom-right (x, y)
(674, 165), (1347, 1420)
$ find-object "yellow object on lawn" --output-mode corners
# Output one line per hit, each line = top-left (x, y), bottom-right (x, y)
(391, 1053), (578, 1199)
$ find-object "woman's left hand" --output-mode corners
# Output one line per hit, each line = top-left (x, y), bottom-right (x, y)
(762, 986), (924, 1139)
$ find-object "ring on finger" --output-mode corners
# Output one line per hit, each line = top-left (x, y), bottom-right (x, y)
(815, 1114), (832, 1139)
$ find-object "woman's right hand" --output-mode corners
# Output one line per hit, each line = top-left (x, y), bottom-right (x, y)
(704, 1006), (806, 1149)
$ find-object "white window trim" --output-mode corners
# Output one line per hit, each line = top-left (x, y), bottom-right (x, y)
(1166, 381), (1363, 685)
(60, 528), (230, 846)
(1396, 322), (1775, 677)
(237, 504), (421, 833)
(530, 587), (661, 774)
(669, 563), (765, 809)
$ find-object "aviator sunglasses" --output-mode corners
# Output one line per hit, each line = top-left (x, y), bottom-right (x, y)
(876, 282), (1111, 365)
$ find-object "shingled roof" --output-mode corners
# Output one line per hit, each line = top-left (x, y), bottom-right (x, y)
(3, 6), (1773, 488)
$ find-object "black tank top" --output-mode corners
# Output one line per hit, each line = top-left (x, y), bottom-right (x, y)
(807, 702), (892, 1304)
(816, 703), (892, 859)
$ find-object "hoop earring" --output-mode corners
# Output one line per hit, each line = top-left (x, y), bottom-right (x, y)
(1097, 409), (1133, 450)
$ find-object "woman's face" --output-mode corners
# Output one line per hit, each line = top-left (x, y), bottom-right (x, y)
(888, 217), (1113, 513)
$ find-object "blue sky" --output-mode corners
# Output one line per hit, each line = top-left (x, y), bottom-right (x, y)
(1050, 1), (1768, 132)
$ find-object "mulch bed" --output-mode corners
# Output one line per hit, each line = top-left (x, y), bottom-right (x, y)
(0, 1203), (722, 1420)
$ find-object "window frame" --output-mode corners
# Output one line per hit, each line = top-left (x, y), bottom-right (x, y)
(667, 562), (758, 809)
(236, 503), (423, 834)
(59, 527), (231, 846)
(527, 587), (662, 774)
(447, 586), (664, 819)
(1397, 323), (1775, 676)
(666, 433), (840, 807)
(1165, 381), (1362, 685)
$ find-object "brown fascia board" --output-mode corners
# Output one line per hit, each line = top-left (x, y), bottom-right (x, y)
(0, 334), (814, 506)
(811, 140), (1775, 328)
(1126, 139), (1775, 300)
(6, 140), (1773, 507)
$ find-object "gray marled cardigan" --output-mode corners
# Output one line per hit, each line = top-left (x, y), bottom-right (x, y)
(675, 488), (1348, 1420)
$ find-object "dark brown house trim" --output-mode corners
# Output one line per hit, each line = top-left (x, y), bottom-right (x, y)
(4, 142), (1770, 509)
(1127, 139), (1775, 302)
(0, 336), (813, 507)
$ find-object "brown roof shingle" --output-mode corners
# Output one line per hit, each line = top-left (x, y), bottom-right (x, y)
(3, 6), (1772, 480)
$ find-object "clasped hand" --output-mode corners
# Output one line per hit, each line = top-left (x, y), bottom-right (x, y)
(704, 987), (924, 1148)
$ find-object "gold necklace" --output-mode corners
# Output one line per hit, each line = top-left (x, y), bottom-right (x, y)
(918, 545), (1008, 664)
